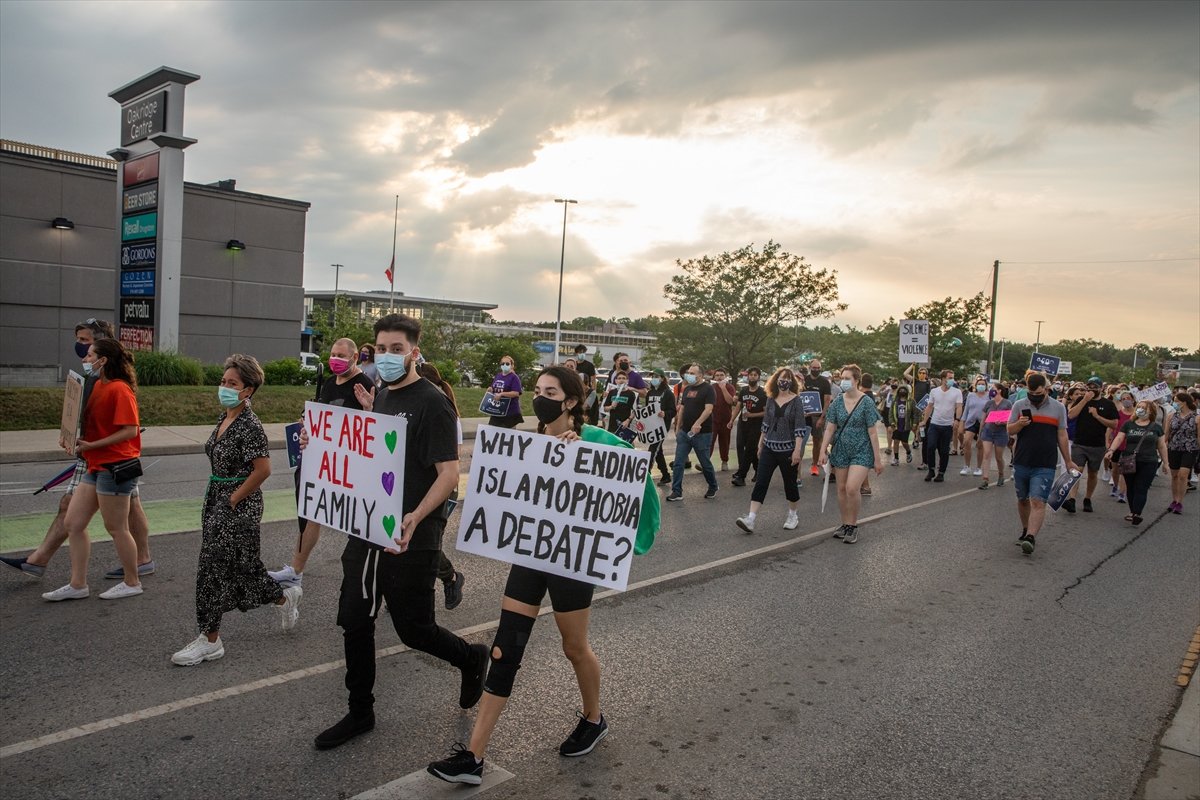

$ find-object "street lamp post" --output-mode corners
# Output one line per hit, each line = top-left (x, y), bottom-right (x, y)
(331, 263), (344, 326)
(553, 199), (577, 365)
(1034, 319), (1045, 352)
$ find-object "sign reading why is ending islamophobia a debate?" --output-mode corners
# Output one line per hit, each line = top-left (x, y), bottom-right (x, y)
(457, 427), (650, 591)
(297, 402), (408, 550)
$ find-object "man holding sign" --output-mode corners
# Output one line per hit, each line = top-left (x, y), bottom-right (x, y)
(428, 366), (658, 785)
(312, 314), (488, 752)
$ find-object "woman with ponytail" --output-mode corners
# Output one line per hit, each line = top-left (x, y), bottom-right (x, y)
(43, 339), (144, 602)
(428, 366), (659, 785)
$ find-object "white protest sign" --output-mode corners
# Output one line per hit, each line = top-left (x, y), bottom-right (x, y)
(457, 426), (650, 591)
(1057, 360), (1073, 376)
(60, 370), (84, 455)
(630, 401), (666, 446)
(1134, 381), (1172, 403)
(899, 320), (929, 363)
(297, 401), (407, 549)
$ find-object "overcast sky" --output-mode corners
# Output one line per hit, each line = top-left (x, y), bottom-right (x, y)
(2, 0), (1197, 349)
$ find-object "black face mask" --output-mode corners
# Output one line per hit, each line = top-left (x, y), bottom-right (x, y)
(1028, 392), (1046, 404)
(532, 395), (567, 425)
(810, 368), (820, 376)
(619, 361), (629, 370)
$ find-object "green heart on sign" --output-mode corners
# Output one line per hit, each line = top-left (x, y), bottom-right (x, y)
(382, 515), (396, 537)
(384, 430), (398, 453)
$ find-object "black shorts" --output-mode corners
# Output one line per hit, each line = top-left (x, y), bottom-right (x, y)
(964, 422), (981, 436)
(892, 430), (911, 443)
(1168, 450), (1198, 471)
(504, 563), (594, 613)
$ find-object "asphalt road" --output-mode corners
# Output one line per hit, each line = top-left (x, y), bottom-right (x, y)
(0, 457), (1196, 800)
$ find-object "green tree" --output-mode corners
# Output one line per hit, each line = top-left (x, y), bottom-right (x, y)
(654, 240), (845, 375)
(902, 293), (991, 375)
(310, 296), (375, 357)
(465, 335), (540, 392)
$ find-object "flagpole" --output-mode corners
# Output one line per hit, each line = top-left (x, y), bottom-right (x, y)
(389, 194), (398, 313)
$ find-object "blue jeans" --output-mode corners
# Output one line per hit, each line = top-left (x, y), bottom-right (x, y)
(1013, 465), (1056, 502)
(672, 431), (717, 495)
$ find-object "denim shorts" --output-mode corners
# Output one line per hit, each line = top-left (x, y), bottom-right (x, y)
(1013, 465), (1056, 502)
(82, 468), (140, 497)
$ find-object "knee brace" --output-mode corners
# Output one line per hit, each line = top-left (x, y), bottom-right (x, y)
(483, 609), (536, 698)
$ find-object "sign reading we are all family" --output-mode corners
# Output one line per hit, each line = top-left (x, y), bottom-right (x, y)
(457, 427), (650, 591)
(297, 402), (407, 549)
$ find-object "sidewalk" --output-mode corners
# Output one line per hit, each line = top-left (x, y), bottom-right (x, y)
(0, 418), (541, 464)
(1139, 666), (1200, 800)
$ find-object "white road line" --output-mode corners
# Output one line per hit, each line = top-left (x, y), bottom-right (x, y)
(352, 763), (515, 799)
(0, 487), (977, 760)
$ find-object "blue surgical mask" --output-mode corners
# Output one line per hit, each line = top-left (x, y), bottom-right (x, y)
(840, 379), (852, 392)
(684, 374), (697, 385)
(81, 361), (96, 377)
(650, 378), (662, 387)
(74, 342), (90, 359)
(499, 363), (512, 374)
(375, 353), (407, 384)
(976, 383), (986, 393)
(946, 379), (956, 388)
(218, 387), (243, 408)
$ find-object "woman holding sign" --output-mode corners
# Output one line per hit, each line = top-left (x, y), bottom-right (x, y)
(171, 355), (301, 666)
(486, 355), (524, 429)
(428, 366), (659, 785)
(818, 365), (884, 545)
(977, 384), (1012, 489)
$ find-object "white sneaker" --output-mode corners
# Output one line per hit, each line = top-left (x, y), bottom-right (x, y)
(959, 467), (972, 476)
(279, 585), (302, 631)
(99, 581), (143, 600)
(735, 515), (755, 533)
(42, 584), (89, 602)
(783, 513), (799, 531)
(172, 634), (224, 666)
(973, 468), (983, 477)
(267, 564), (302, 587)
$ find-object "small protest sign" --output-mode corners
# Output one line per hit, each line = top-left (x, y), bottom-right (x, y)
(1133, 382), (1172, 404)
(1058, 360), (1073, 376)
(457, 426), (650, 591)
(798, 391), (823, 415)
(916, 394), (931, 413)
(1048, 470), (1083, 512)
(630, 402), (666, 446)
(284, 422), (303, 469)
(899, 320), (929, 363)
(1029, 352), (1061, 376)
(297, 401), (407, 549)
(60, 371), (84, 456)
(985, 410), (1011, 425)
(479, 393), (513, 417)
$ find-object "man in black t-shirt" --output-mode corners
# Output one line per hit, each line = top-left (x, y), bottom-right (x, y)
(731, 367), (767, 486)
(314, 314), (487, 751)
(803, 359), (832, 477)
(573, 344), (599, 425)
(1065, 376), (1120, 512)
(668, 363), (718, 500)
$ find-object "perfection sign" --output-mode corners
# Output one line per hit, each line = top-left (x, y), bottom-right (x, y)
(298, 402), (408, 549)
(457, 427), (650, 591)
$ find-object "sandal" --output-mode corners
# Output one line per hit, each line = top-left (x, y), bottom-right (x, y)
(860, 487), (872, 496)
(1123, 514), (1134, 522)
(978, 479), (989, 490)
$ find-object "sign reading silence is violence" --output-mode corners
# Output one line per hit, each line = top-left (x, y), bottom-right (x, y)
(298, 402), (408, 549)
(457, 426), (654, 592)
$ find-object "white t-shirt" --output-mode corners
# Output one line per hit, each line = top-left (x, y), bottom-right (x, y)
(929, 386), (962, 426)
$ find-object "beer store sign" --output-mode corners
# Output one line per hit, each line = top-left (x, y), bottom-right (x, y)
(121, 90), (167, 147)
(121, 241), (156, 269)
(120, 297), (155, 326)
(122, 184), (158, 213)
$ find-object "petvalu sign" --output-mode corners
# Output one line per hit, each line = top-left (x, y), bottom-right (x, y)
(120, 90), (167, 147)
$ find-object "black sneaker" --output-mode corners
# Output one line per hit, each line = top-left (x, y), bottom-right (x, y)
(842, 526), (858, 544)
(730, 477), (745, 487)
(833, 525), (847, 539)
(0, 555), (45, 577)
(666, 493), (683, 502)
(924, 471), (934, 482)
(1015, 529), (1027, 546)
(933, 473), (945, 483)
(658, 475), (671, 485)
(314, 711), (375, 750)
(1062, 498), (1076, 514)
(704, 486), (718, 499)
(459, 643), (488, 709)
(1020, 534), (1036, 555)
(1082, 498), (1093, 513)
(428, 743), (483, 785)
(559, 712), (609, 757)
(443, 571), (465, 610)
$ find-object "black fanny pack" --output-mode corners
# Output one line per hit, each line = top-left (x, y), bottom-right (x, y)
(103, 458), (143, 483)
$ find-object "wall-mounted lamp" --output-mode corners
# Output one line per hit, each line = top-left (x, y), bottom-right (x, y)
(226, 239), (246, 251)
(51, 217), (74, 230)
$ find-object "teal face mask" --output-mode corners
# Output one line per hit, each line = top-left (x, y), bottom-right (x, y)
(218, 386), (243, 408)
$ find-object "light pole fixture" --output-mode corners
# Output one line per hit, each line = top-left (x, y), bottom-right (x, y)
(51, 217), (74, 230)
(331, 263), (344, 325)
(553, 199), (577, 365)
(225, 239), (245, 251)
(1034, 319), (1045, 351)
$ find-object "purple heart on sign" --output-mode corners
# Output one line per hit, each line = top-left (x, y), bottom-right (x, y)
(381, 472), (395, 496)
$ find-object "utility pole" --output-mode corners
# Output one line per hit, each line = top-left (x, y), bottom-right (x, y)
(553, 199), (577, 365)
(331, 263), (344, 326)
(986, 260), (999, 378)
(1034, 320), (1045, 352)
